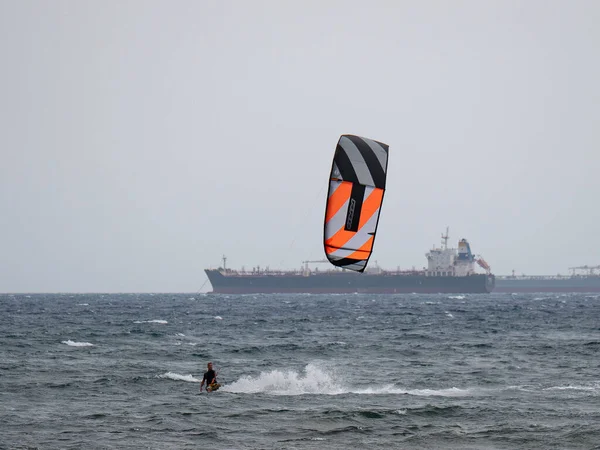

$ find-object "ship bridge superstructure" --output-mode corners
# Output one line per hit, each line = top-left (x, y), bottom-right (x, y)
(425, 228), (488, 277)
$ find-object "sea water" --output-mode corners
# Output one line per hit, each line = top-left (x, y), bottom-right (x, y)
(1, 293), (599, 449)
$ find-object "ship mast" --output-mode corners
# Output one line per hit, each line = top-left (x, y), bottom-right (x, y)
(222, 254), (227, 271)
(441, 226), (449, 250)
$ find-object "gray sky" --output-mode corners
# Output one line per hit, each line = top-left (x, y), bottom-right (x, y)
(1, 0), (598, 293)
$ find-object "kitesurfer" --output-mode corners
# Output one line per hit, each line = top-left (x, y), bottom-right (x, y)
(200, 361), (219, 392)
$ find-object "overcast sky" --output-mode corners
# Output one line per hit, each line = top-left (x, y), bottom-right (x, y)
(1, 0), (598, 293)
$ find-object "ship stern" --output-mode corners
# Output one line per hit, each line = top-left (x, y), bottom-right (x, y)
(486, 274), (496, 293)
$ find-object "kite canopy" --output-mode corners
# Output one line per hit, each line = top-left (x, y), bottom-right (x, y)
(323, 134), (389, 272)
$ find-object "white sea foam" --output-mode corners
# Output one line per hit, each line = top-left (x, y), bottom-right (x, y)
(133, 319), (168, 324)
(62, 340), (94, 347)
(350, 384), (476, 396)
(158, 372), (200, 383)
(222, 364), (476, 397)
(505, 383), (600, 394)
(544, 384), (600, 392)
(402, 387), (473, 397)
(448, 295), (465, 300)
(214, 316), (223, 320)
(224, 363), (345, 395)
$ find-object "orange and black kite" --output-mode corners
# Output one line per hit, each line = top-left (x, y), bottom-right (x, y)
(324, 134), (389, 272)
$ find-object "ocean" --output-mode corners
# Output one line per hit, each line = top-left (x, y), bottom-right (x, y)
(1, 293), (599, 449)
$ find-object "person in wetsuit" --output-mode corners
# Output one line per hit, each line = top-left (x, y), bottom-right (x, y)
(200, 362), (218, 392)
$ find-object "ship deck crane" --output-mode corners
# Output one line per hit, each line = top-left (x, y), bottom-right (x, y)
(301, 259), (330, 271)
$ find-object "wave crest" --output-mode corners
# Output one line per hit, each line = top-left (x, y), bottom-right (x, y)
(62, 340), (94, 347)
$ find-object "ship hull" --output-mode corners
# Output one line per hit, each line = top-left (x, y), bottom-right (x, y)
(204, 270), (495, 294)
(493, 277), (600, 293)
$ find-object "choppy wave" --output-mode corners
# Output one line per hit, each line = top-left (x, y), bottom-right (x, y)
(224, 364), (345, 395)
(61, 340), (94, 347)
(223, 364), (476, 397)
(543, 383), (600, 392)
(158, 372), (200, 383)
(3, 292), (600, 449)
(133, 319), (168, 324)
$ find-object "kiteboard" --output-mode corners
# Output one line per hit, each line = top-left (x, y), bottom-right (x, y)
(207, 382), (221, 392)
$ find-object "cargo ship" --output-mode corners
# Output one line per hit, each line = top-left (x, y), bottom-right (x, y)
(493, 266), (600, 293)
(204, 231), (495, 294)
